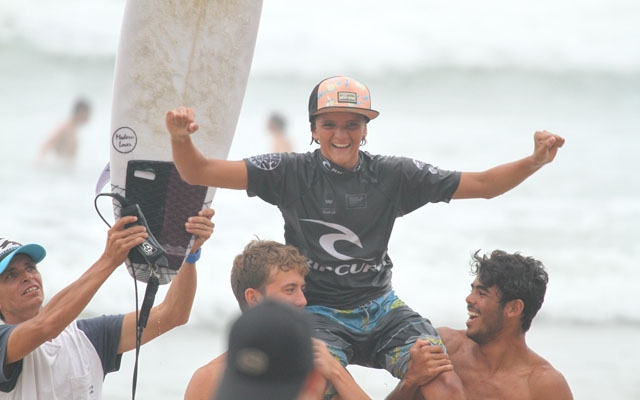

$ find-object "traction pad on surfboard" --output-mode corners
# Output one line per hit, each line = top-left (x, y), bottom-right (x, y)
(120, 160), (207, 284)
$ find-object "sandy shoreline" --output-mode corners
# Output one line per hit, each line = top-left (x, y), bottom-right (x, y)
(103, 322), (639, 399)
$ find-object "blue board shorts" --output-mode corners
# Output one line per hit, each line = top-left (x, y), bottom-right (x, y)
(306, 290), (445, 380)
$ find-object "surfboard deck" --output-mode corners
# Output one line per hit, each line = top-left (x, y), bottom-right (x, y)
(109, 0), (263, 283)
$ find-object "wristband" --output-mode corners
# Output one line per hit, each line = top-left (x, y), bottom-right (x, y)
(185, 247), (201, 264)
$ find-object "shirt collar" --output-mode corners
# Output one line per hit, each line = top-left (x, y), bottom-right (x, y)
(318, 152), (363, 175)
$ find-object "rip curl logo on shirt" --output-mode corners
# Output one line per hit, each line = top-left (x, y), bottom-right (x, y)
(321, 159), (344, 175)
(248, 153), (282, 170)
(301, 219), (369, 261)
(321, 155), (362, 175)
(413, 159), (440, 175)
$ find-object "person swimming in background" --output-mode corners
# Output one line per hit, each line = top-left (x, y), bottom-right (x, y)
(35, 97), (91, 169)
(267, 111), (294, 153)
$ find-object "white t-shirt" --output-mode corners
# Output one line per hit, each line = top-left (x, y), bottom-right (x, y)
(0, 316), (123, 400)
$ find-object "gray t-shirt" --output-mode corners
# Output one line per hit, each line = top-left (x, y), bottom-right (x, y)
(245, 150), (460, 308)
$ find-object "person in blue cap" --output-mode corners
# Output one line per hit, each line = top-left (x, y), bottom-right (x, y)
(0, 208), (214, 399)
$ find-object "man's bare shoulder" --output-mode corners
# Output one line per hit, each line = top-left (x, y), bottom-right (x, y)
(184, 353), (227, 400)
(195, 352), (227, 377)
(528, 355), (573, 400)
(437, 327), (467, 353)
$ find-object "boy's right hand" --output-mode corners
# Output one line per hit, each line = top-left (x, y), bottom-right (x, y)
(166, 106), (200, 137)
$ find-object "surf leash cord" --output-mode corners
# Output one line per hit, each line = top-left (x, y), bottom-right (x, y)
(94, 192), (167, 400)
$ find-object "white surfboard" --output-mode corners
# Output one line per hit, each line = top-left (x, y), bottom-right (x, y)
(109, 0), (263, 284)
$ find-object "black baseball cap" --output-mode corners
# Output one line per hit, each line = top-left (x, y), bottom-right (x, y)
(214, 300), (314, 400)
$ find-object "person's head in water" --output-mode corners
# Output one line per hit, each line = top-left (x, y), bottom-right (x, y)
(266, 112), (293, 152)
(307, 76), (379, 169)
(72, 98), (91, 125)
(267, 112), (287, 136)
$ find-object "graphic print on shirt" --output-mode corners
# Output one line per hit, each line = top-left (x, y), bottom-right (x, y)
(413, 158), (441, 175)
(300, 219), (376, 263)
(247, 153), (282, 170)
(243, 150), (461, 307)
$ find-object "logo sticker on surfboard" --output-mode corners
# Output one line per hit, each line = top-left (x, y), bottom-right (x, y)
(112, 127), (137, 154)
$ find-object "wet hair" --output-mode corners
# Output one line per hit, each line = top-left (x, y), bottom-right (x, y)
(230, 239), (309, 312)
(470, 249), (548, 332)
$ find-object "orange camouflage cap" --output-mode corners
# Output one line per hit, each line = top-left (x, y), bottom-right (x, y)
(308, 76), (380, 122)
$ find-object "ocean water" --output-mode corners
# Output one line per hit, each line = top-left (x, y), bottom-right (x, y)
(1, 0), (639, 399)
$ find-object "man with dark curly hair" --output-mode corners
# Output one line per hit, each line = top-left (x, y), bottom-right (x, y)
(387, 250), (574, 400)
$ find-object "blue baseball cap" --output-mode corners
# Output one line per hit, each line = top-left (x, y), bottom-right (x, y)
(0, 238), (46, 275)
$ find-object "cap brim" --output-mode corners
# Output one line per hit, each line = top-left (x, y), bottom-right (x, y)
(0, 244), (46, 275)
(312, 107), (379, 121)
(214, 368), (305, 400)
